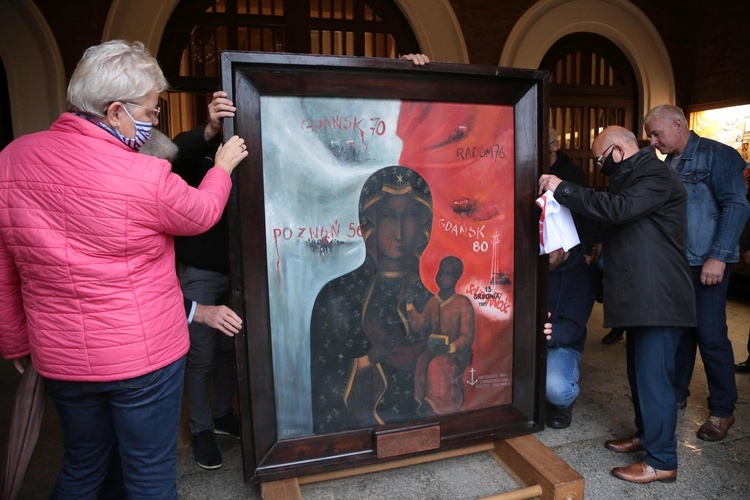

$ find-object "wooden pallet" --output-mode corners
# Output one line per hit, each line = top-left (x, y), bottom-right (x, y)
(260, 434), (584, 500)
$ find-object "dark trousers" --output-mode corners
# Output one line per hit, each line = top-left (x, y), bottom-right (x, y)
(627, 326), (683, 470)
(46, 357), (185, 500)
(179, 265), (236, 435)
(674, 265), (737, 417)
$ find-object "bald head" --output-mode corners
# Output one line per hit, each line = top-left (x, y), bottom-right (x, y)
(592, 126), (640, 160)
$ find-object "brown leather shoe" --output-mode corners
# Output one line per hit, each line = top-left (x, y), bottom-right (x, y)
(697, 415), (735, 441)
(612, 461), (677, 484)
(605, 435), (644, 453)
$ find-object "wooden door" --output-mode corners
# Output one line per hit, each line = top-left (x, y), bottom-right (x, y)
(540, 33), (639, 191)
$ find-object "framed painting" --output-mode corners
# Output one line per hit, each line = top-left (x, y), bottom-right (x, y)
(221, 52), (549, 484)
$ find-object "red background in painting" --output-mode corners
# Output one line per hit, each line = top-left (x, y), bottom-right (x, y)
(396, 101), (516, 411)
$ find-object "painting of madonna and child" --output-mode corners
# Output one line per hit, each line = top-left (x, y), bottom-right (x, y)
(261, 96), (515, 438)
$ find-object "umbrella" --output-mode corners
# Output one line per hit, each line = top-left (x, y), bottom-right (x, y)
(1, 362), (45, 500)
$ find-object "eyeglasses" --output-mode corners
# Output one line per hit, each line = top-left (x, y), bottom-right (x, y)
(123, 102), (161, 119)
(595, 143), (617, 168)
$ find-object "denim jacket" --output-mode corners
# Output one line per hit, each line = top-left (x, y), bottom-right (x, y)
(669, 131), (750, 265)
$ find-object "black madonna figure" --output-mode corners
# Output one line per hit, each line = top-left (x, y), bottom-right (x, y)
(310, 166), (434, 434)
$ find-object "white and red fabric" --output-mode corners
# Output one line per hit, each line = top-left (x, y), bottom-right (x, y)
(536, 190), (579, 255)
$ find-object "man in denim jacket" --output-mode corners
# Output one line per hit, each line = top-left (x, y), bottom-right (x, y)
(645, 104), (750, 442)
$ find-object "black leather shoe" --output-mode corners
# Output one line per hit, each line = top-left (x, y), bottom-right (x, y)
(602, 329), (624, 344)
(213, 413), (241, 439)
(546, 403), (573, 429)
(194, 430), (223, 470)
(736, 358), (750, 373)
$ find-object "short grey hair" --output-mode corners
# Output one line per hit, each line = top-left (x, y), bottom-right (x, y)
(644, 104), (688, 128)
(67, 40), (168, 119)
(139, 129), (178, 162)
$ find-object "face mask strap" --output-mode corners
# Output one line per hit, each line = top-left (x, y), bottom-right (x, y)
(119, 104), (153, 150)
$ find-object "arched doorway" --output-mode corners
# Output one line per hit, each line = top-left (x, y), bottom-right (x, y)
(500, 0), (675, 130)
(0, 0), (65, 138)
(156, 0), (422, 136)
(0, 60), (13, 149)
(103, 0), (467, 65)
(540, 33), (638, 190)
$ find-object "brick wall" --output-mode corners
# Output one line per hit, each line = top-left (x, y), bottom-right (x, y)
(629, 0), (697, 108)
(29, 0), (750, 110)
(689, 2), (750, 108)
(32, 0), (113, 80)
(448, 0), (700, 106)
(448, 0), (538, 66)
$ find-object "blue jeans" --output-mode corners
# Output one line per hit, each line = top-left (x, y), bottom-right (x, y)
(546, 347), (581, 408)
(674, 265), (737, 417)
(627, 326), (683, 471)
(46, 356), (185, 500)
(179, 264), (236, 435)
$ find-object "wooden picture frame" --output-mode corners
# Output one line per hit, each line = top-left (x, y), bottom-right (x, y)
(221, 52), (549, 484)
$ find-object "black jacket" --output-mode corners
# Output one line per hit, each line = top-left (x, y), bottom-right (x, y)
(172, 124), (228, 273)
(553, 148), (696, 328)
(548, 245), (597, 352)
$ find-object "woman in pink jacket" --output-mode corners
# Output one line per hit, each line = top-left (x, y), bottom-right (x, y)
(0, 40), (247, 498)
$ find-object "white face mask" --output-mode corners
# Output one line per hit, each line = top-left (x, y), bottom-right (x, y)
(115, 105), (153, 151)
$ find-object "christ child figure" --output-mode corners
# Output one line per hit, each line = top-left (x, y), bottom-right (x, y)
(407, 256), (475, 416)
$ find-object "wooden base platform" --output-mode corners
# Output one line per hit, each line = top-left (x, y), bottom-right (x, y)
(260, 434), (584, 500)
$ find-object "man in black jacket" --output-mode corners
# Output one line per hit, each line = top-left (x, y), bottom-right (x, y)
(539, 126), (696, 484)
(140, 100), (244, 469)
(172, 92), (241, 470)
(545, 245), (597, 429)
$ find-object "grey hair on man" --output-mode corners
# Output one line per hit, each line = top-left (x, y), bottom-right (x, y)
(139, 129), (178, 162)
(644, 104), (689, 129)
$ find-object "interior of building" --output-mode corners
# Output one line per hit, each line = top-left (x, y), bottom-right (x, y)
(1, 0), (750, 498)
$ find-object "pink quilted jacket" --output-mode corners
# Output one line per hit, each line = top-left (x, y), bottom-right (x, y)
(0, 113), (232, 381)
